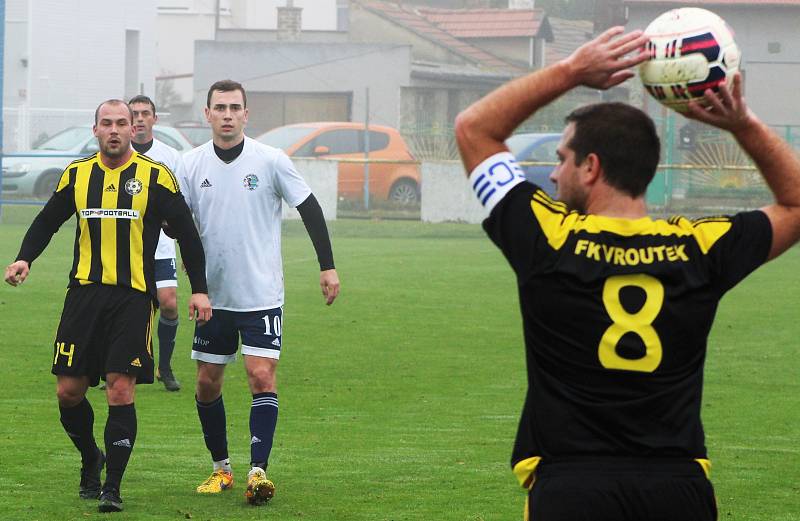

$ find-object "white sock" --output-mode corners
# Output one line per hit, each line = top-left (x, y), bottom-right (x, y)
(248, 466), (265, 477)
(213, 458), (232, 473)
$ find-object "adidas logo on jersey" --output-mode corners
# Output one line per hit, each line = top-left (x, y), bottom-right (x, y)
(113, 438), (132, 448)
(130, 358), (142, 367)
(271, 338), (281, 347)
(105, 184), (117, 192)
(200, 178), (213, 188)
(250, 436), (262, 445)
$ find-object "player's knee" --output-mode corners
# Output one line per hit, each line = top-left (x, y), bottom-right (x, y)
(247, 365), (276, 393)
(56, 385), (85, 407)
(105, 375), (135, 405)
(196, 371), (223, 399)
(158, 293), (178, 319)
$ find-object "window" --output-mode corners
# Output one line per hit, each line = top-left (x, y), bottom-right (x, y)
(308, 129), (361, 155)
(367, 131), (389, 152)
(154, 129), (182, 151)
(526, 140), (558, 162)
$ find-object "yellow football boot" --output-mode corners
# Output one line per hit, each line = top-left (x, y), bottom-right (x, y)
(196, 469), (233, 493)
(245, 467), (275, 505)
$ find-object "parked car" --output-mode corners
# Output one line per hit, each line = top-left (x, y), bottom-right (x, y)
(255, 122), (421, 204)
(174, 121), (212, 147)
(505, 132), (561, 197)
(2, 125), (193, 197)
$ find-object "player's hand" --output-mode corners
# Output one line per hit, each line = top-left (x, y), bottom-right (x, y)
(4, 261), (30, 287)
(684, 73), (757, 134)
(320, 269), (340, 306)
(188, 293), (212, 326)
(565, 26), (650, 90)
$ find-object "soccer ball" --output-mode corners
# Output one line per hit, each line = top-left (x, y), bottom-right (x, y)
(639, 8), (740, 112)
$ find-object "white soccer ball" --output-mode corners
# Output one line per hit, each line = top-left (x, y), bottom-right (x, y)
(639, 8), (740, 112)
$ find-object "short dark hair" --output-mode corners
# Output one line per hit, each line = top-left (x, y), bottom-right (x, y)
(206, 79), (247, 108)
(94, 99), (133, 125)
(128, 95), (157, 114)
(565, 102), (660, 198)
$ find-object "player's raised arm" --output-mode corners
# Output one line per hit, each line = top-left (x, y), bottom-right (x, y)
(454, 27), (650, 174)
(685, 74), (800, 261)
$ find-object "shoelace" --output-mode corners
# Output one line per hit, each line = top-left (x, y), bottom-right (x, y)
(202, 472), (226, 487)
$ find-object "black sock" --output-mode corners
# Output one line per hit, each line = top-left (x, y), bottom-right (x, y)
(157, 316), (179, 373)
(59, 398), (100, 467)
(196, 395), (228, 462)
(103, 404), (137, 492)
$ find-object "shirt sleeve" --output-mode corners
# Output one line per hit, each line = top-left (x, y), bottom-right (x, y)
(16, 169), (77, 264)
(176, 154), (193, 211)
(151, 180), (208, 295)
(705, 210), (772, 294)
(296, 194), (335, 270)
(482, 182), (548, 283)
(273, 150), (312, 208)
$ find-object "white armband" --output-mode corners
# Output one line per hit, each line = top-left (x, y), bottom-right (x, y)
(468, 152), (526, 212)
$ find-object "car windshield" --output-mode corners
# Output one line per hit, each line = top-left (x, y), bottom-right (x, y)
(256, 126), (316, 151)
(505, 134), (534, 156)
(34, 126), (91, 151)
(178, 127), (212, 147)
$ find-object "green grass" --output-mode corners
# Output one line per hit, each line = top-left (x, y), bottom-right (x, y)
(0, 205), (798, 520)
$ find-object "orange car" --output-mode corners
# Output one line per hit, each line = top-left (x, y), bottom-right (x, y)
(255, 122), (420, 204)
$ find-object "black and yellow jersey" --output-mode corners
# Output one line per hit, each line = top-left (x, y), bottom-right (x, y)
(16, 151), (208, 299)
(482, 181), (772, 486)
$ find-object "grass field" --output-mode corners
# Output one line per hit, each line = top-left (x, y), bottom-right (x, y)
(0, 205), (798, 520)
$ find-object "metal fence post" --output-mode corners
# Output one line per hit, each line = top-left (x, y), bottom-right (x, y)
(0, 0), (6, 221)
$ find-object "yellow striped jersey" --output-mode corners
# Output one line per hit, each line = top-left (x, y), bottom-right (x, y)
(16, 151), (207, 299)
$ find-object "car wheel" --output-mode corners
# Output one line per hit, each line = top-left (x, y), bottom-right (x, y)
(35, 170), (62, 197)
(388, 179), (419, 205)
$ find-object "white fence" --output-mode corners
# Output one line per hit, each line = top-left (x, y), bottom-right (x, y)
(2, 107), (95, 152)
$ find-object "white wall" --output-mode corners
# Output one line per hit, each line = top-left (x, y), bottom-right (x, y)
(156, 10), (216, 104)
(4, 0), (156, 110)
(282, 158), (338, 220)
(3, 0), (157, 149)
(421, 161), (487, 224)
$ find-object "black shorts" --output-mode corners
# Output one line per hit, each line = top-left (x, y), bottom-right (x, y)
(52, 284), (155, 386)
(527, 459), (717, 521)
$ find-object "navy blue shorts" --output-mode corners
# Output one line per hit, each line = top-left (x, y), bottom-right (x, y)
(154, 258), (177, 288)
(190, 307), (283, 364)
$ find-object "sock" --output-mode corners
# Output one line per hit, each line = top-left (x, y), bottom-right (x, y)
(157, 316), (179, 373)
(59, 398), (100, 467)
(213, 458), (232, 473)
(249, 392), (278, 470)
(103, 403), (137, 492)
(196, 395), (229, 462)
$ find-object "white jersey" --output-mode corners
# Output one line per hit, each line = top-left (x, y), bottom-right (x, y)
(180, 136), (312, 311)
(139, 138), (184, 260)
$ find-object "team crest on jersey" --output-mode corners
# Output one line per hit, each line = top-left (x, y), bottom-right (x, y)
(125, 178), (143, 195)
(243, 174), (259, 191)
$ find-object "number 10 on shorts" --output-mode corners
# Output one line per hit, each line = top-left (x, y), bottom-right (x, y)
(262, 314), (282, 336)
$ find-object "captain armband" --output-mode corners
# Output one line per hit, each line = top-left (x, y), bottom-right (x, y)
(468, 151), (527, 212)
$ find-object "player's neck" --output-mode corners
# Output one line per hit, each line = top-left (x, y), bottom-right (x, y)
(132, 134), (153, 145)
(585, 190), (648, 219)
(213, 134), (245, 150)
(100, 149), (134, 170)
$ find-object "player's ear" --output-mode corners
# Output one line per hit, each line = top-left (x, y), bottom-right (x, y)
(582, 153), (602, 184)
